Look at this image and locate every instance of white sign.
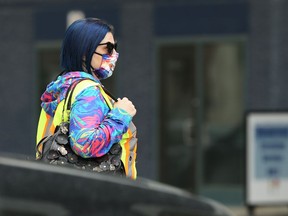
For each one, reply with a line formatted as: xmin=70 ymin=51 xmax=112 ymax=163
xmin=246 ymin=112 xmax=288 ymax=205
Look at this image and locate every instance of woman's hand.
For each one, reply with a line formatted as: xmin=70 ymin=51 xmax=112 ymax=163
xmin=114 ymin=97 xmax=137 ymax=117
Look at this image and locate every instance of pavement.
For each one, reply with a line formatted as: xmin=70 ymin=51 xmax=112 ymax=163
xmin=229 ymin=206 xmax=288 ymax=216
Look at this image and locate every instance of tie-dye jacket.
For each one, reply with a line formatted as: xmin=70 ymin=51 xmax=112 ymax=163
xmin=40 ymin=71 xmax=132 ymax=158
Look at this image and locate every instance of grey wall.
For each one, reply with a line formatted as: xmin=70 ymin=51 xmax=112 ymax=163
xmin=0 ymin=8 xmax=36 ymax=155
xmin=119 ymin=2 xmax=157 ymax=179
xmin=248 ymin=0 xmax=288 ymax=109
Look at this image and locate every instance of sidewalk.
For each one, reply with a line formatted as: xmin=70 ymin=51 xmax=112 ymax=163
xmin=229 ymin=206 xmax=288 ymax=216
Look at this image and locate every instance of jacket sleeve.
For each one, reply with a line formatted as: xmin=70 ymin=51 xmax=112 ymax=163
xmin=68 ymin=85 xmax=132 ymax=158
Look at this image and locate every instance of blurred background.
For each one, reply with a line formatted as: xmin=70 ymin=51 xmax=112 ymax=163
xmin=1 ymin=0 xmax=288 ymax=212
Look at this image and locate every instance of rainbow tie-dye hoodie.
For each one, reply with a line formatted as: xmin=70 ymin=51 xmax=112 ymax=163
xmin=40 ymin=71 xmax=132 ymax=158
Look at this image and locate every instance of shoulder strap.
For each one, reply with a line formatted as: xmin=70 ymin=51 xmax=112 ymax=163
xmin=61 ymin=78 xmax=117 ymax=122
xmin=66 ymin=78 xmax=90 ymax=111
xmin=101 ymin=86 xmax=117 ymax=101
xmin=61 ymin=78 xmax=90 ymax=122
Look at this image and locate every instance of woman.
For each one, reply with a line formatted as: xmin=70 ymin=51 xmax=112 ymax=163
xmin=36 ymin=18 xmax=138 ymax=179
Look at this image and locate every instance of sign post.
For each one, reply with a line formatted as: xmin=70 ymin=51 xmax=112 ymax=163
xmin=246 ymin=112 xmax=288 ymax=215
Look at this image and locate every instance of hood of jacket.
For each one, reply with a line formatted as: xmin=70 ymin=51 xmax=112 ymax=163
xmin=41 ymin=71 xmax=99 ymax=116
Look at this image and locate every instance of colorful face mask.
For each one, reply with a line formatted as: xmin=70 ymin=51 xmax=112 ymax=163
xmin=93 ymin=51 xmax=119 ymax=80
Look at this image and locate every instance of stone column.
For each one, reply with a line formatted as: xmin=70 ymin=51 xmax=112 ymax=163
xmin=119 ymin=1 xmax=157 ymax=179
xmin=248 ymin=0 xmax=288 ymax=109
xmin=0 ymin=8 xmax=36 ymax=155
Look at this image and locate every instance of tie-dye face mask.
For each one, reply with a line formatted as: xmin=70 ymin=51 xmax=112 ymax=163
xmin=93 ymin=51 xmax=119 ymax=80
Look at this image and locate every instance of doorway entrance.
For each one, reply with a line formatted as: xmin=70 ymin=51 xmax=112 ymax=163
xmin=158 ymin=38 xmax=246 ymax=204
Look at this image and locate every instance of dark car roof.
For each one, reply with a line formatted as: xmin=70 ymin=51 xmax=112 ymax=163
xmin=0 ymin=154 xmax=234 ymax=216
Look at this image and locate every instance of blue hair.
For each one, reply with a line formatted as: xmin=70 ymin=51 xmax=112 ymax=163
xmin=60 ymin=18 xmax=114 ymax=74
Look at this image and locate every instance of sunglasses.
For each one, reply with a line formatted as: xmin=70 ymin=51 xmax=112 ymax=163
xmin=95 ymin=42 xmax=118 ymax=56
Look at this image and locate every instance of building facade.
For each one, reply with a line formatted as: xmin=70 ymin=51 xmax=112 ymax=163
xmin=0 ymin=0 xmax=287 ymax=206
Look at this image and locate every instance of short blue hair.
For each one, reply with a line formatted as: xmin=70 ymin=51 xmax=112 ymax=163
xmin=60 ymin=18 xmax=114 ymax=74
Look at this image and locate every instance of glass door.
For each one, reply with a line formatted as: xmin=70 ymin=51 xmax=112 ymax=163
xmin=158 ymin=39 xmax=246 ymax=204
xmin=200 ymin=42 xmax=245 ymax=204
xmin=159 ymin=45 xmax=198 ymax=191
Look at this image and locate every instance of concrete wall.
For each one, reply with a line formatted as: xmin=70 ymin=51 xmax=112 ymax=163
xmin=0 ymin=7 xmax=36 ymax=155
xmin=248 ymin=0 xmax=288 ymax=109
xmin=119 ymin=1 xmax=157 ymax=179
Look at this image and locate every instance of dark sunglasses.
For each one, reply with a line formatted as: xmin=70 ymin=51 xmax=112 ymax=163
xmin=95 ymin=42 xmax=118 ymax=56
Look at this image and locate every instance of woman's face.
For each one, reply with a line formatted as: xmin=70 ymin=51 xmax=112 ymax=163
xmin=91 ymin=32 xmax=115 ymax=72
